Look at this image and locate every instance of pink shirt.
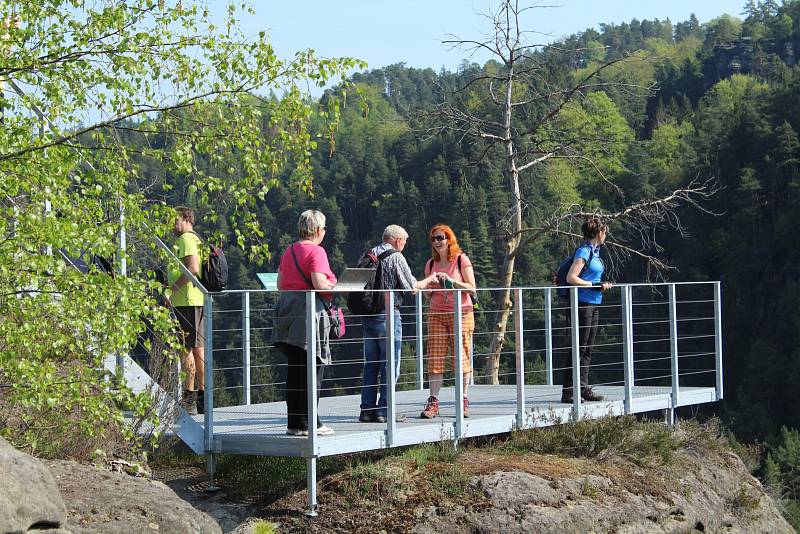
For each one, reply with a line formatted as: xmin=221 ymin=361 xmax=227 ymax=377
xmin=425 ymin=253 xmax=474 ymax=312
xmin=278 ymin=243 xmax=337 ymax=297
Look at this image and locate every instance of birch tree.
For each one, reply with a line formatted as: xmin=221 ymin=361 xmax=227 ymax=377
xmin=424 ymin=0 xmax=715 ymax=384
xmin=0 ymin=0 xmax=363 ymax=454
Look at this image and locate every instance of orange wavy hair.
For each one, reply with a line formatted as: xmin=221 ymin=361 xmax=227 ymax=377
xmin=429 ymin=224 xmax=462 ymax=262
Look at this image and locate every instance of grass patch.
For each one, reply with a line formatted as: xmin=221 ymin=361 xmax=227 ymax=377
xmin=426 ymin=463 xmax=475 ymax=499
xmin=728 ymin=486 xmax=761 ymax=516
xmin=401 ymin=440 xmax=459 ymax=467
xmin=214 ymin=455 xmax=308 ymax=498
xmin=251 ymin=521 xmax=278 ymax=534
xmin=505 ymin=415 xmax=712 ymax=466
xmin=328 ymin=459 xmax=407 ymax=503
xmin=581 ymin=478 xmax=598 ymax=498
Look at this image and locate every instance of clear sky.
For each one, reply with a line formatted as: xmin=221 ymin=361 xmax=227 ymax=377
xmin=240 ymin=0 xmax=748 ymax=73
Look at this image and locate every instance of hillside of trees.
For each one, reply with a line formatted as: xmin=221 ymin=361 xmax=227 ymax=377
xmin=130 ymin=1 xmax=800 ymax=523
xmin=6 ymin=0 xmax=800 ymax=528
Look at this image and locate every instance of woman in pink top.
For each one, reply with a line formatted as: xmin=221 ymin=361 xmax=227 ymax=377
xmin=419 ymin=224 xmax=477 ymax=419
xmin=273 ymin=209 xmax=337 ymax=436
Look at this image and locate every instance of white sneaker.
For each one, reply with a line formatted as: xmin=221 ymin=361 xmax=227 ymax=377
xmin=286 ymin=428 xmax=309 ymax=436
xmin=316 ymin=424 xmax=335 ymax=436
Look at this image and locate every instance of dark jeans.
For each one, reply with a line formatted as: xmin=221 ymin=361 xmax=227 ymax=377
xmin=278 ymin=343 xmax=326 ymax=431
xmin=360 ymin=310 xmax=402 ymax=417
xmin=561 ymin=303 xmax=600 ymax=395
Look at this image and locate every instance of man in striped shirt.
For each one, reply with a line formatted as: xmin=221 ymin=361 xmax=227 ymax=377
xmin=359 ymin=225 xmax=435 ymax=423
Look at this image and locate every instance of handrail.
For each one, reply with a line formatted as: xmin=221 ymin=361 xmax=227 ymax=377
xmin=217 ymin=280 xmax=719 ymax=295
xmin=153 ymin=235 xmax=209 ymax=296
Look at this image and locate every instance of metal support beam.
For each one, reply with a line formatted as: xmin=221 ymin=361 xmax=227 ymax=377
xmin=454 ymin=290 xmax=464 ymax=438
xmin=203 ymin=295 xmax=214 ymax=451
xmin=570 ymin=287 xmax=581 ymax=418
xmin=415 ymin=291 xmax=424 ymax=390
xmin=305 ymin=457 xmax=318 ymax=516
xmin=305 ymin=291 xmax=319 ymax=515
xmin=242 ymin=292 xmax=251 ymax=405
xmin=621 ymin=286 xmax=634 ymax=414
xmin=514 ymin=288 xmax=525 ymax=428
xmin=306 ymin=291 xmax=318 ymax=450
xmin=386 ymin=291 xmax=396 ymax=445
xmin=668 ymin=284 xmax=680 ymax=408
xmin=544 ymin=288 xmax=553 ymax=386
xmin=714 ymin=282 xmax=724 ymax=400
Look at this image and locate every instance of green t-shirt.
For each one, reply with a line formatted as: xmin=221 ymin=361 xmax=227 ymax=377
xmin=167 ymin=231 xmax=204 ymax=307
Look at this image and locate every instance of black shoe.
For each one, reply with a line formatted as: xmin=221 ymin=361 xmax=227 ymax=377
xmin=196 ymin=390 xmax=205 ymax=415
xmin=359 ymin=409 xmax=375 ymax=423
xmin=373 ymin=414 xmax=387 ymax=423
xmin=581 ymin=389 xmax=604 ymax=402
xmin=560 ymin=395 xmax=573 ymax=404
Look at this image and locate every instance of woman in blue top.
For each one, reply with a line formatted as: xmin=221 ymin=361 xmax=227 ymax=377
xmin=561 ymin=218 xmax=613 ymax=403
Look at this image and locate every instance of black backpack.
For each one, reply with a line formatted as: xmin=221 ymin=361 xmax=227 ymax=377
xmin=553 ymin=245 xmax=593 ymax=299
xmin=346 ymin=249 xmax=397 ymax=316
xmin=188 ymin=231 xmax=228 ymax=292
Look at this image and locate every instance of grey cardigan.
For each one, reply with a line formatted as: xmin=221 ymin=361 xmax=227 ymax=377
xmin=272 ymin=291 xmax=332 ymax=365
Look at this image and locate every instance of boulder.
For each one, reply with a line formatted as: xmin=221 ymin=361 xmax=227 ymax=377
xmin=413 ymin=451 xmax=794 ymax=534
xmin=0 ymin=436 xmax=67 ymax=533
xmin=47 ymin=460 xmax=222 ymax=534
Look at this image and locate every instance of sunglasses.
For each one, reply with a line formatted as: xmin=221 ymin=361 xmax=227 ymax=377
xmin=431 ymin=235 xmax=447 ymax=242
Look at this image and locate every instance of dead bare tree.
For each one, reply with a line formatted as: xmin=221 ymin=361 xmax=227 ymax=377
xmin=420 ymin=0 xmax=717 ymax=384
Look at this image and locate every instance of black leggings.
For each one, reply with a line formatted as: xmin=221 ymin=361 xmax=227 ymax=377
xmin=278 ymin=343 xmax=326 ymax=431
xmin=561 ymin=303 xmax=600 ymax=394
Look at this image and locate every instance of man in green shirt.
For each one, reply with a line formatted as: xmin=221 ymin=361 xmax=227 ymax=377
xmin=167 ymin=207 xmax=205 ymax=416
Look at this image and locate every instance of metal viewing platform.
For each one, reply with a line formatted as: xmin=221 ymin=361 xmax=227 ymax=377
xmin=113 ymin=279 xmax=723 ymax=513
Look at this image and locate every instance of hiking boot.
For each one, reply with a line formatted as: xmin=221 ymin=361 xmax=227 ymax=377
xmin=463 ymin=397 xmax=470 ymax=418
xmin=581 ymin=389 xmax=604 ymax=402
xmin=182 ymin=390 xmax=198 ymax=416
xmin=420 ymin=396 xmax=439 ymax=419
xmin=196 ymin=390 xmax=205 ymax=415
xmin=359 ymin=409 xmax=375 ymax=423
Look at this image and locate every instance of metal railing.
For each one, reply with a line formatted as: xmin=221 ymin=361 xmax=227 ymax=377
xmin=138 ymin=278 xmax=722 ymax=513
xmin=197 ymin=281 xmax=722 ymax=431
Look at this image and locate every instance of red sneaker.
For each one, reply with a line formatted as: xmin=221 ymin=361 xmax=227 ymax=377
xmin=420 ymin=396 xmax=439 ymax=419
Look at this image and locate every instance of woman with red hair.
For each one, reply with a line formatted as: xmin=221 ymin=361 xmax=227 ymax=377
xmin=420 ymin=224 xmax=477 ymax=418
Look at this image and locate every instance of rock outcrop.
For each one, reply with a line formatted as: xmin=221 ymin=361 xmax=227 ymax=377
xmin=0 ymin=436 xmax=67 ymax=533
xmin=46 ymin=460 xmax=222 ymax=534
xmin=412 ymin=451 xmax=793 ymax=534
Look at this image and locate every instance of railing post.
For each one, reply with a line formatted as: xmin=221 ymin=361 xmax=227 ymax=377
xmin=454 ymin=290 xmax=464 ymax=438
xmin=544 ymin=288 xmax=553 ymax=386
xmin=115 ymin=204 xmax=126 ymax=376
xmin=242 ymin=292 xmax=251 ymax=405
xmin=306 ymin=457 xmax=317 ymax=517
xmin=415 ymin=291 xmax=424 ymax=390
xmin=514 ymin=288 xmax=525 ymax=428
xmin=668 ymin=284 xmax=679 ymax=411
xmin=305 ymin=290 xmax=318 ymax=513
xmin=386 ymin=291 xmax=396 ymax=445
xmin=622 ymin=286 xmax=634 ymax=414
xmin=204 ymin=294 xmax=214 ymax=451
xmin=306 ymin=291 xmax=318 ymax=443
xmin=570 ymin=287 xmax=581 ymax=417
xmin=714 ymin=282 xmax=724 ymax=400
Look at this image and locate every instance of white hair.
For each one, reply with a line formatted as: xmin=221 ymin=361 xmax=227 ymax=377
xmin=298 ymin=209 xmax=326 ymax=239
xmin=383 ymin=224 xmax=408 ymax=241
